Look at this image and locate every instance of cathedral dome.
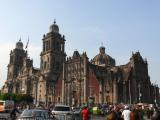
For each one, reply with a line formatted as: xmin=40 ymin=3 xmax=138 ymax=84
xmin=16 ymin=39 xmax=23 ymax=50
xmin=49 ymin=20 xmax=59 ymax=33
xmin=92 ymin=46 xmax=115 ymax=66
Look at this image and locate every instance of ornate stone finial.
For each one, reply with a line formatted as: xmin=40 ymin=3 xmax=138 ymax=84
xmin=54 ymin=19 xmax=56 ymax=24
xmin=99 ymin=43 xmax=105 ymax=54
xmin=50 ymin=19 xmax=59 ymax=33
xmin=19 ymin=37 xmax=21 ymax=42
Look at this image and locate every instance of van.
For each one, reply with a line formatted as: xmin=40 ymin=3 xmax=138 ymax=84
xmin=0 ymin=100 xmax=14 ymax=112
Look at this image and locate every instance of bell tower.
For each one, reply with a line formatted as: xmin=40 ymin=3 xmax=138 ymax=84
xmin=40 ymin=20 xmax=66 ymax=81
xmin=6 ymin=39 xmax=27 ymax=93
xmin=7 ymin=39 xmax=26 ymax=80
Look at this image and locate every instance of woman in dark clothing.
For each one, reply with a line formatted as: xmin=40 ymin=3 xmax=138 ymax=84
xmin=10 ymin=105 xmax=19 ymax=120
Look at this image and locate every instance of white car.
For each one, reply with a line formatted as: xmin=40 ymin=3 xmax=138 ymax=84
xmin=52 ymin=105 xmax=74 ymax=120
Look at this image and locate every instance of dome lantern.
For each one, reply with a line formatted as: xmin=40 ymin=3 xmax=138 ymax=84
xmin=16 ymin=38 xmax=23 ymax=50
xmin=92 ymin=45 xmax=116 ymax=66
xmin=99 ymin=46 xmax=105 ymax=54
xmin=49 ymin=19 xmax=59 ymax=33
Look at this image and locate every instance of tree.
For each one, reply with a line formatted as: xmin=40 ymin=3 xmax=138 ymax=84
xmin=0 ymin=93 xmax=33 ymax=104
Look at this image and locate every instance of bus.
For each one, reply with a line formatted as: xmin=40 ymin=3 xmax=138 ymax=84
xmin=0 ymin=100 xmax=14 ymax=112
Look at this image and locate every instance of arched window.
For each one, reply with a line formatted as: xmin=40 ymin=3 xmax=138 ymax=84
xmin=44 ymin=61 xmax=47 ymax=70
xmin=52 ymin=58 xmax=55 ymax=69
xmin=56 ymin=61 xmax=60 ymax=70
xmin=61 ymin=43 xmax=63 ymax=52
xmin=41 ymin=59 xmax=43 ymax=69
xmin=47 ymin=56 xmax=50 ymax=69
xmin=43 ymin=42 xmax=45 ymax=51
xmin=58 ymin=97 xmax=60 ymax=103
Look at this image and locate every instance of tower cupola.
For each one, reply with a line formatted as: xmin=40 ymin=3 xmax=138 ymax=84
xmin=16 ymin=39 xmax=23 ymax=50
xmin=99 ymin=46 xmax=105 ymax=54
xmin=49 ymin=19 xmax=59 ymax=33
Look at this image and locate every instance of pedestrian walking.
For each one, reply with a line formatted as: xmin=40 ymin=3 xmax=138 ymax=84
xmin=82 ymin=106 xmax=89 ymax=120
xmin=10 ymin=105 xmax=19 ymax=120
xmin=122 ymin=106 xmax=131 ymax=120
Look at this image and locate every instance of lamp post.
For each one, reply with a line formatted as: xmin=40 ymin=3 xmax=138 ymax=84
xmin=106 ymin=90 xmax=110 ymax=104
xmin=53 ymin=84 xmax=55 ymax=106
xmin=21 ymin=88 xmax=25 ymax=94
xmin=21 ymin=88 xmax=25 ymax=108
xmin=138 ymin=83 xmax=141 ymax=103
xmin=129 ymin=79 xmax=131 ymax=104
xmin=154 ymin=85 xmax=157 ymax=106
xmin=139 ymin=93 xmax=142 ymax=103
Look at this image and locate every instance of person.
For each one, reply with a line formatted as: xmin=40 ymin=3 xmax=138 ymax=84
xmin=151 ymin=107 xmax=160 ymax=120
xmin=81 ymin=106 xmax=89 ymax=120
xmin=122 ymin=106 xmax=131 ymax=120
xmin=10 ymin=105 xmax=20 ymax=120
xmin=130 ymin=108 xmax=140 ymax=120
xmin=48 ymin=106 xmax=53 ymax=117
xmin=106 ymin=108 xmax=117 ymax=120
xmin=26 ymin=104 xmax=30 ymax=109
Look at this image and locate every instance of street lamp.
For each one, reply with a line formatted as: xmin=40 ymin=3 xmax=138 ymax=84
xmin=21 ymin=88 xmax=25 ymax=108
xmin=138 ymin=83 xmax=141 ymax=103
xmin=154 ymin=85 xmax=157 ymax=106
xmin=139 ymin=93 xmax=142 ymax=103
xmin=21 ymin=88 xmax=25 ymax=94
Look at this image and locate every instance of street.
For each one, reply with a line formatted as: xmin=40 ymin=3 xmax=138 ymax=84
xmin=0 ymin=113 xmax=106 ymax=120
xmin=90 ymin=115 xmax=106 ymax=120
xmin=0 ymin=113 xmax=10 ymax=119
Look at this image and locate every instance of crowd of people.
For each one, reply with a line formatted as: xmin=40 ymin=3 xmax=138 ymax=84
xmin=93 ymin=103 xmax=160 ymax=120
xmin=107 ymin=105 xmax=160 ymax=120
xmin=79 ymin=103 xmax=160 ymax=120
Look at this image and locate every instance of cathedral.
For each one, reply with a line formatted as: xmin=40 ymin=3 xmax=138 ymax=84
xmin=1 ymin=21 xmax=159 ymax=107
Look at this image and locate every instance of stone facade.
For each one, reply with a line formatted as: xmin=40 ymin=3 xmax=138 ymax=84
xmin=1 ymin=22 xmax=159 ymax=107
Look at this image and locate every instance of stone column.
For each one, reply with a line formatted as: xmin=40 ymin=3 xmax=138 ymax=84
xmin=99 ymin=81 xmax=102 ymax=103
xmin=132 ymin=78 xmax=137 ymax=103
xmin=62 ymin=62 xmax=65 ymax=104
xmin=113 ymin=81 xmax=118 ymax=104
xmin=123 ymin=82 xmax=127 ymax=103
xmin=83 ymin=57 xmax=87 ymax=103
xmin=67 ymin=84 xmax=70 ymax=105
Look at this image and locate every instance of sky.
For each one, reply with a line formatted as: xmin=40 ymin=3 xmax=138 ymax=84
xmin=0 ymin=0 xmax=160 ymax=88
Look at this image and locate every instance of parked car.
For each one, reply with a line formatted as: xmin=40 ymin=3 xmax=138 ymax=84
xmin=18 ymin=108 xmax=56 ymax=120
xmin=72 ymin=107 xmax=81 ymax=115
xmin=72 ymin=107 xmax=82 ymax=120
xmin=52 ymin=105 xmax=74 ymax=120
xmin=0 ymin=100 xmax=14 ymax=112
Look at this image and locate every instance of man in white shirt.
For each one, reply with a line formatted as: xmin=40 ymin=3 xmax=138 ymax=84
xmin=122 ymin=106 xmax=131 ymax=120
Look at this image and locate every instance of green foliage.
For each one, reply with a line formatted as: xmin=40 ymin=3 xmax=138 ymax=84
xmin=0 ymin=93 xmax=33 ymax=104
xmin=15 ymin=94 xmax=23 ymax=103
